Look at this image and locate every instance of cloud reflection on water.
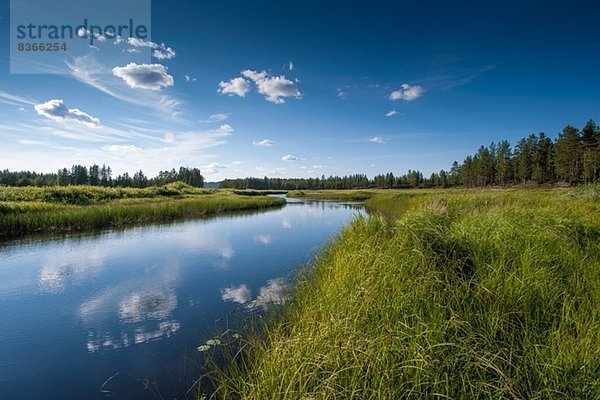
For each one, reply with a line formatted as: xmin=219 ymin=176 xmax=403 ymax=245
xmin=221 ymin=278 xmax=289 ymax=310
xmin=80 ymin=256 xmax=181 ymax=353
xmin=39 ymin=249 xmax=105 ymax=293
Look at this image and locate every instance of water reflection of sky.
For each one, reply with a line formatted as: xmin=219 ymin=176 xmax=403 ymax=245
xmin=0 ymin=199 xmax=364 ymax=399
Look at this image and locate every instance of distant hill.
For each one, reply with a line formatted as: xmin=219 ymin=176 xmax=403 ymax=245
xmin=204 ymin=181 xmax=221 ymax=189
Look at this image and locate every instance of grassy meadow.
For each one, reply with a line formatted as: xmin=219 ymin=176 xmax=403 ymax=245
xmin=209 ymin=187 xmax=600 ymax=399
xmin=0 ymin=183 xmax=285 ymax=238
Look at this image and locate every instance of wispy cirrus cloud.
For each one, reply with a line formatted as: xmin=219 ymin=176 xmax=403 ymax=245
xmin=0 ymin=90 xmax=37 ymax=106
xmin=253 ymin=139 xmax=276 ymax=147
xmin=199 ymin=113 xmax=230 ymax=123
xmin=66 ymin=57 xmax=181 ymax=117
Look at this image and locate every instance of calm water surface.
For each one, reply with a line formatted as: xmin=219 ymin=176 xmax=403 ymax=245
xmin=0 ymin=197 xmax=364 ymax=399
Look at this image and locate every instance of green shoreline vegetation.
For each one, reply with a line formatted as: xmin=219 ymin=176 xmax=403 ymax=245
xmin=208 ymin=186 xmax=600 ymax=399
xmin=0 ymin=183 xmax=285 ymax=238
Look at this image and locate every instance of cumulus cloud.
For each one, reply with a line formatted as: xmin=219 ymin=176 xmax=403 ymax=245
xmin=369 ymin=136 xmax=386 ymax=144
xmin=385 ymin=110 xmax=398 ymax=117
xmin=153 ymin=47 xmax=176 ymax=60
xmin=389 ymin=84 xmax=424 ymax=101
xmin=253 ymin=139 xmax=276 ymax=147
xmin=112 ymin=63 xmax=174 ymax=90
xmin=76 ymin=28 xmax=106 ymax=43
xmin=242 ymin=69 xmax=301 ymax=104
xmin=282 ymin=154 xmax=300 ymax=161
xmin=218 ymin=77 xmax=251 ymax=97
xmin=126 ymin=37 xmax=176 ymax=60
xmin=34 ymin=99 xmax=101 ymax=127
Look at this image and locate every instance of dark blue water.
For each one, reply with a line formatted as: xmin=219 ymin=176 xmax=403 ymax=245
xmin=0 ymin=197 xmax=364 ymax=399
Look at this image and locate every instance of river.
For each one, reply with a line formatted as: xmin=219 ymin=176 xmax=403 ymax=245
xmin=0 ymin=196 xmax=364 ymax=399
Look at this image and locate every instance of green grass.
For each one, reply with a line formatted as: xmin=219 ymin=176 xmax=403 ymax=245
xmin=286 ymin=189 xmax=378 ymax=201
xmin=0 ymin=184 xmax=284 ymax=238
xmin=208 ymin=187 xmax=600 ymax=399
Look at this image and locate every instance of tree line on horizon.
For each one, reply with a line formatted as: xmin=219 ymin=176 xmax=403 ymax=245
xmin=220 ymin=119 xmax=600 ymax=190
xmin=0 ymin=165 xmax=204 ymax=188
xmin=1 ymin=120 xmax=599 ymax=190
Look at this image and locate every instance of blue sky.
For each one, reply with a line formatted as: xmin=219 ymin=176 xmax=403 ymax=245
xmin=1 ymin=0 xmax=599 ymax=180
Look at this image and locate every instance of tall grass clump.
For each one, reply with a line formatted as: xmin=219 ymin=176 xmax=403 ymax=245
xmin=209 ymin=189 xmax=600 ymax=399
xmin=0 ymin=188 xmax=284 ymax=238
xmin=286 ymin=189 xmax=376 ymax=201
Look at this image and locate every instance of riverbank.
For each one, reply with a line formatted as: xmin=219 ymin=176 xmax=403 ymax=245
xmin=210 ymin=186 xmax=600 ymax=399
xmin=0 ymin=184 xmax=285 ymax=238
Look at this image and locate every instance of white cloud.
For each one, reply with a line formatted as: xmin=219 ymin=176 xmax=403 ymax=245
xmin=385 ymin=110 xmax=398 ymax=117
xmin=370 ymin=163 xmax=376 ymax=168
xmin=185 ymin=75 xmax=198 ymax=82
xmin=0 ymin=90 xmax=36 ymax=106
xmin=204 ymin=162 xmax=228 ymax=174
xmin=389 ymin=84 xmax=424 ymax=101
xmin=153 ymin=47 xmax=176 ymax=60
xmin=288 ymin=61 xmax=294 ymax=71
xmin=103 ymin=144 xmax=142 ymax=154
xmin=282 ymin=154 xmax=299 ymax=161
xmin=34 ymin=99 xmax=101 ymax=127
xmin=241 ymin=70 xmax=268 ymax=81
xmin=369 ymin=136 xmax=386 ymax=144
xmin=242 ymin=69 xmax=301 ymax=104
xmin=67 ymin=57 xmax=181 ymax=117
xmin=112 ymin=63 xmax=174 ymax=91
xmin=77 ymin=28 xmax=106 ymax=43
xmin=0 ymin=121 xmax=235 ymax=176
xmin=253 ymin=139 xmax=276 ymax=147
xmin=218 ymin=77 xmax=251 ymax=97
xmin=199 ymin=113 xmax=229 ymax=123
xmin=312 ymin=164 xmax=327 ymax=169
xmin=337 ymin=88 xmax=348 ymax=99
xmin=126 ymin=37 xmax=176 ymax=60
